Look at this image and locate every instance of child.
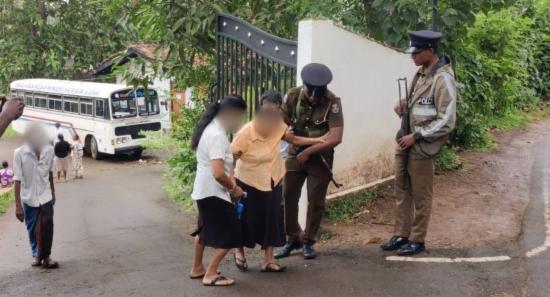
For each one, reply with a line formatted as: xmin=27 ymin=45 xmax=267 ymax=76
xmin=0 ymin=161 xmax=13 ymax=188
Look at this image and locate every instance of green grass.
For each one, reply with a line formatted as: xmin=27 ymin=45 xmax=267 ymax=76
xmin=325 ymin=189 xmax=385 ymax=223
xmin=436 ymin=146 xmax=466 ymax=174
xmin=2 ymin=124 xmax=19 ymax=138
xmin=0 ymin=189 xmax=14 ymax=215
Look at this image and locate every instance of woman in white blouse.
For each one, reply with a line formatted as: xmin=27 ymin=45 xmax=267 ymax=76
xmin=189 ymin=95 xmax=247 ymax=287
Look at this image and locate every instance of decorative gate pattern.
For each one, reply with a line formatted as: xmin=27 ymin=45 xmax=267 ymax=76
xmin=215 ymin=13 xmax=297 ymax=117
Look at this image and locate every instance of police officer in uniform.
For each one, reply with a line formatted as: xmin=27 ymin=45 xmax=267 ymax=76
xmin=274 ymin=63 xmax=344 ymax=259
xmin=381 ymin=30 xmax=457 ymax=256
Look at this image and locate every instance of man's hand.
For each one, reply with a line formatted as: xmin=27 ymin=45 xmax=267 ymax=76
xmin=297 ymin=151 xmax=311 ymax=164
xmin=0 ymin=97 xmax=24 ymax=121
xmin=15 ymin=205 xmax=24 ymax=222
xmin=398 ymin=134 xmax=416 ymax=150
xmin=394 ymin=100 xmax=407 ymax=117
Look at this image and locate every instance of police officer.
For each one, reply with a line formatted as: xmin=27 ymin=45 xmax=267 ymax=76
xmin=381 ymin=30 xmax=457 ymax=256
xmin=274 ymin=63 xmax=344 ymax=260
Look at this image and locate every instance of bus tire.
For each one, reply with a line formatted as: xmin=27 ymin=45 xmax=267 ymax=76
xmin=131 ymin=149 xmax=143 ymax=160
xmin=89 ymin=136 xmax=101 ymax=160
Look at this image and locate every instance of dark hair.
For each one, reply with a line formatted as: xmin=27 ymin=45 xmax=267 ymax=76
xmin=2 ymin=161 xmax=7 ymax=168
xmin=58 ymin=134 xmax=64 ymax=141
xmin=191 ymin=95 xmax=247 ymax=150
xmin=260 ymin=90 xmax=283 ymax=107
xmin=74 ymin=134 xmax=80 ymax=141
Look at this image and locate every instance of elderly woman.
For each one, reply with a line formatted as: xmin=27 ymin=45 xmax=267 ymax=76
xmin=71 ymin=134 xmax=84 ymax=179
xmin=231 ymin=90 xmax=326 ymax=272
xmin=189 ymin=95 xmax=248 ymax=287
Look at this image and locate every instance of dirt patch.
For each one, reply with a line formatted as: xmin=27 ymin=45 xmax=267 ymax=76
xmin=320 ymin=117 xmax=550 ymax=249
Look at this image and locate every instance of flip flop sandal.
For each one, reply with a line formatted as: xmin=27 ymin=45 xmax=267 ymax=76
xmin=189 ymin=271 xmax=221 ymax=279
xmin=234 ymin=254 xmax=248 ymax=271
xmin=203 ymin=276 xmax=235 ymax=287
xmin=31 ymin=260 xmax=42 ymax=267
xmin=261 ymin=263 xmax=287 ymax=273
xmin=42 ymin=260 xmax=59 ymax=269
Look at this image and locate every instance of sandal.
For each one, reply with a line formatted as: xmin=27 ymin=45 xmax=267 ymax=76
xmin=203 ymin=276 xmax=235 ymax=287
xmin=42 ymin=259 xmax=59 ymax=269
xmin=234 ymin=253 xmax=248 ymax=271
xmin=261 ymin=262 xmax=287 ymax=273
xmin=189 ymin=271 xmax=220 ymax=279
xmin=31 ymin=258 xmax=42 ymax=267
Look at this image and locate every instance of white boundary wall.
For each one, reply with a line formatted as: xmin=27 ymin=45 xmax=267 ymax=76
xmin=296 ymin=20 xmax=417 ymax=226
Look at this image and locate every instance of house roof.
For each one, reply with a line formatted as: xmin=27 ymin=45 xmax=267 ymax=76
xmin=93 ymin=43 xmax=169 ymax=76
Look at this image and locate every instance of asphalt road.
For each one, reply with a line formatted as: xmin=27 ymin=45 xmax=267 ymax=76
xmin=0 ymin=131 xmax=549 ymax=297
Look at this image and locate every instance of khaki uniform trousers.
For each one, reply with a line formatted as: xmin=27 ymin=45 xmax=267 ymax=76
xmin=283 ymin=156 xmax=331 ymax=245
xmin=394 ymin=149 xmax=435 ymax=243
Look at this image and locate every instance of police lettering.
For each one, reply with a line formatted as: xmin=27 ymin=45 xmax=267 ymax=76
xmin=418 ymin=97 xmax=434 ymax=105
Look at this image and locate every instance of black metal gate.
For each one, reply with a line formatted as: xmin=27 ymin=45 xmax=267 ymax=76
xmin=214 ymin=13 xmax=297 ymax=117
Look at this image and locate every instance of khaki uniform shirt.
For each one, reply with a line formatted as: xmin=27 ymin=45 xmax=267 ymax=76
xmin=408 ymin=59 xmax=457 ymax=158
xmin=283 ymin=87 xmax=344 ymax=169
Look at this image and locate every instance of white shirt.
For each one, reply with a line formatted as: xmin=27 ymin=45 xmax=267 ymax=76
xmin=54 ymin=127 xmax=63 ymax=144
xmin=13 ymin=145 xmax=54 ymax=207
xmin=191 ymin=119 xmax=233 ymax=203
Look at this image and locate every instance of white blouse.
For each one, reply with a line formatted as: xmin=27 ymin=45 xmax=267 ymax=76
xmin=191 ymin=118 xmax=233 ymax=203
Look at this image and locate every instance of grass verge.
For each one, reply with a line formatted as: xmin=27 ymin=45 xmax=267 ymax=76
xmin=2 ymin=124 xmax=19 ymax=138
xmin=0 ymin=188 xmax=14 ymax=215
xmin=325 ymin=189 xmax=386 ymax=223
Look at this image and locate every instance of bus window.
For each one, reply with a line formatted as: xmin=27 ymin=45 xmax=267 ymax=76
xmin=95 ymin=99 xmax=105 ymax=117
xmin=111 ymin=91 xmax=137 ymax=119
xmin=80 ymin=98 xmax=93 ymax=116
xmin=64 ymin=97 xmax=79 ymax=113
xmin=24 ymin=93 xmax=33 ymax=107
xmin=48 ymin=95 xmax=63 ymax=111
xmin=36 ymin=96 xmax=48 ymax=109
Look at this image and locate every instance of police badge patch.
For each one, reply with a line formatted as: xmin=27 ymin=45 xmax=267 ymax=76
xmin=331 ymin=103 xmax=340 ymax=114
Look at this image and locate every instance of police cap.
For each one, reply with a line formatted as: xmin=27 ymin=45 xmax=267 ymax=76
xmin=405 ymin=30 xmax=442 ymax=54
xmin=300 ymin=63 xmax=333 ymax=87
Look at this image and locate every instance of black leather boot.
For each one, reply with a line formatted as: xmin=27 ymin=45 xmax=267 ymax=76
xmin=274 ymin=240 xmax=303 ymax=259
xmin=380 ymin=236 xmax=409 ymax=251
xmin=397 ymin=242 xmax=425 ymax=256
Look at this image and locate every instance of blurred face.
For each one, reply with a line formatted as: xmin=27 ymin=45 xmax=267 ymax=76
xmin=254 ymin=108 xmax=283 ymax=137
xmin=411 ymin=48 xmax=435 ymax=66
xmin=24 ymin=123 xmax=49 ymax=151
xmin=218 ymin=108 xmax=247 ymax=133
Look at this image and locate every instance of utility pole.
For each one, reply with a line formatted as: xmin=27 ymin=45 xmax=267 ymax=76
xmin=432 ymin=0 xmax=438 ymax=31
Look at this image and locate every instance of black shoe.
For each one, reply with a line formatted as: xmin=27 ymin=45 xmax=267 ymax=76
xmin=302 ymin=244 xmax=317 ymax=260
xmin=380 ymin=236 xmax=409 ymax=251
xmin=274 ymin=240 xmax=303 ymax=259
xmin=397 ymin=242 xmax=425 ymax=256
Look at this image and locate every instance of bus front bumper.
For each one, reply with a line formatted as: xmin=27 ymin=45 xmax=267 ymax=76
xmin=114 ymin=145 xmax=143 ymax=154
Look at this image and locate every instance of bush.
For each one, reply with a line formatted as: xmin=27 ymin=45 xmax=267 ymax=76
xmin=451 ymin=6 xmax=541 ymax=149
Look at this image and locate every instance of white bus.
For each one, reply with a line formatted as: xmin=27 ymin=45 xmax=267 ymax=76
xmin=10 ymin=79 xmax=163 ymax=159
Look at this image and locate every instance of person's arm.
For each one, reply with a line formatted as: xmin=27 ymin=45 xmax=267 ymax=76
xmin=283 ymin=131 xmax=325 ymax=146
xmin=296 ymin=127 xmax=343 ymax=163
xmin=0 ymin=98 xmax=24 ymax=138
xmin=49 ymin=171 xmax=55 ymax=204
xmin=211 ymin=159 xmax=244 ymax=199
xmin=12 ymin=151 xmax=24 ymax=222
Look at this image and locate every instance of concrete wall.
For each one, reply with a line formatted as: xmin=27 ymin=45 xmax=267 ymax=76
xmin=297 ymin=19 xmax=418 ymax=193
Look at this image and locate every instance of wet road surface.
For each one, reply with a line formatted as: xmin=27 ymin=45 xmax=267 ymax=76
xmin=1 ymin=131 xmax=549 ymax=297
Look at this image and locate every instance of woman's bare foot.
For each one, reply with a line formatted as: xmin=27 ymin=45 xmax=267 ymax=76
xmin=189 ymin=266 xmax=207 ymax=279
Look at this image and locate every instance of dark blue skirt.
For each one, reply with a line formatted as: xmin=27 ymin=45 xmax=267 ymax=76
xmin=237 ymin=180 xmax=286 ymax=249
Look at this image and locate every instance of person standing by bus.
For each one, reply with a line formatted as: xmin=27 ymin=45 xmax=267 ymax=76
xmin=54 ymin=134 xmax=71 ymax=182
xmin=14 ymin=123 xmax=58 ymax=269
xmin=189 ymin=95 xmax=247 ymax=287
xmin=71 ymin=134 xmax=84 ymax=179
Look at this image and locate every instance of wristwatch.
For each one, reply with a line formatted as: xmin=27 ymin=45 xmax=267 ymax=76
xmin=413 ymin=132 xmax=423 ymax=141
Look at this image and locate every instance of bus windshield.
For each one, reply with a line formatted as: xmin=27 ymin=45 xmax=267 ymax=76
xmin=111 ymin=89 xmax=159 ymax=119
